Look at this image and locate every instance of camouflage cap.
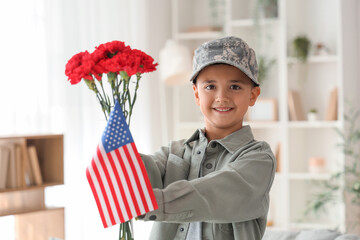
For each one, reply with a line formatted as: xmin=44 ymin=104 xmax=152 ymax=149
xmin=190 ymin=36 xmax=259 ymax=85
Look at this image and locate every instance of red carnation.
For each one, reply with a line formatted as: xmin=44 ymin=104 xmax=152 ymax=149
xmin=91 ymin=41 xmax=131 ymax=75
xmin=65 ymin=51 xmax=94 ymax=85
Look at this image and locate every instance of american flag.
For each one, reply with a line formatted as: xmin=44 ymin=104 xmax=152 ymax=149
xmin=86 ymin=101 xmax=158 ymax=228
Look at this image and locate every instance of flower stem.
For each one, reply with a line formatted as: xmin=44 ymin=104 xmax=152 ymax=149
xmin=127 ymin=74 xmax=141 ymax=127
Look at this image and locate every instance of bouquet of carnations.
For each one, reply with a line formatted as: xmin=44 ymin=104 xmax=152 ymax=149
xmin=65 ymin=40 xmax=157 ymax=122
xmin=65 ymin=40 xmax=158 ymax=240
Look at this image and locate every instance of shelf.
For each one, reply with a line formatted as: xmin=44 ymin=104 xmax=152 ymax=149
xmin=175 ymin=31 xmax=224 ymax=40
xmin=0 ymin=182 xmax=63 ymax=193
xmin=289 ymin=173 xmax=331 ymax=180
xmin=287 ymin=55 xmax=338 ymax=64
xmin=230 ymin=18 xmax=279 ymax=28
xmin=14 ymin=207 xmax=64 ymax=240
xmin=287 ymin=121 xmax=340 ymax=129
xmin=0 ymin=134 xmax=64 ymax=238
xmin=1 ymin=206 xmax=62 ymax=218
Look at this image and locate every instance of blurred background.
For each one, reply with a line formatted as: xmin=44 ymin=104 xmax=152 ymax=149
xmin=0 ymin=0 xmax=359 ymax=239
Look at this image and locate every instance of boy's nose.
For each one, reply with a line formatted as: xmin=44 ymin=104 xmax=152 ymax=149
xmin=215 ymin=97 xmax=229 ymax=103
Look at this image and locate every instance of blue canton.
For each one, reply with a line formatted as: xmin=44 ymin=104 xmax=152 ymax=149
xmin=101 ymin=101 xmax=134 ymax=153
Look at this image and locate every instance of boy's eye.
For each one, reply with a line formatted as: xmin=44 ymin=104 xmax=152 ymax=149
xmin=205 ymin=85 xmax=215 ymax=90
xmin=230 ymin=85 xmax=241 ymax=90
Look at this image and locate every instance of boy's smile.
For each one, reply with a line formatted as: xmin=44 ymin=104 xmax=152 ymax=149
xmin=193 ymin=64 xmax=260 ymax=140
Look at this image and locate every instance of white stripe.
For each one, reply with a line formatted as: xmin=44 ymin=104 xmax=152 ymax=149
xmin=93 ymin=145 xmax=119 ymax=223
xmin=118 ymin=146 xmax=146 ymax=214
xmin=110 ymin=148 xmax=137 ymax=219
xmin=98 ymin=143 xmax=128 ymax=222
xmin=88 ymin=164 xmax=112 ymax=227
xmin=127 ymin=144 xmax=155 ymax=211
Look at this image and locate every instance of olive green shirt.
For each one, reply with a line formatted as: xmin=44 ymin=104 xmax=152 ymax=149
xmin=139 ymin=125 xmax=276 ymax=240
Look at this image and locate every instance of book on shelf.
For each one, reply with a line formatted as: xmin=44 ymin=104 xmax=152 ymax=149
xmin=22 ymin=144 xmax=35 ymax=186
xmin=15 ymin=144 xmax=24 ymax=187
xmin=5 ymin=143 xmax=17 ymax=188
xmin=288 ymin=90 xmax=305 ymax=121
xmin=27 ymin=145 xmax=43 ymax=185
xmin=325 ymin=87 xmax=338 ymax=121
xmin=0 ymin=147 xmax=10 ymax=189
xmin=0 ymin=140 xmax=41 ymax=190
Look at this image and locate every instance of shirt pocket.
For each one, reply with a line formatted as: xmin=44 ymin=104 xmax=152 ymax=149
xmin=163 ymin=153 xmax=190 ymax=187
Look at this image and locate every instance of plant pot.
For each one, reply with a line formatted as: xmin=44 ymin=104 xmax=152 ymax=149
xmin=307 ymin=112 xmax=318 ymax=121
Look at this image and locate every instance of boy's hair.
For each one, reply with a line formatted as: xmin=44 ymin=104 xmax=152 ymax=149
xmin=189 ymin=36 xmax=259 ymax=86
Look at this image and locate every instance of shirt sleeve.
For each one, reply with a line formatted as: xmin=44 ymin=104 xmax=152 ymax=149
xmin=139 ymin=145 xmax=169 ymax=190
xmin=140 ymin=142 xmax=276 ymax=223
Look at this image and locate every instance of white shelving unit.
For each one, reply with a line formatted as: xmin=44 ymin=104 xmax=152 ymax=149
xmin=169 ymin=0 xmax=358 ymax=232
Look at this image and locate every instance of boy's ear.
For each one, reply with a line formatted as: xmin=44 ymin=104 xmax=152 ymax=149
xmin=193 ymin=84 xmax=200 ymax=106
xmin=249 ymin=86 xmax=261 ymax=106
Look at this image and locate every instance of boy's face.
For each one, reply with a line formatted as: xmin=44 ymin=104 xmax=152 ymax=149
xmin=193 ymin=64 xmax=260 ymax=139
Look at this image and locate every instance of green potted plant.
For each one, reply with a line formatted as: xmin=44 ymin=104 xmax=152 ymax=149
xmin=307 ymin=108 xmax=318 ymax=121
xmin=257 ymin=55 xmax=276 ymax=84
xmin=305 ymin=108 xmax=360 ymax=234
xmin=293 ymin=35 xmax=311 ymax=63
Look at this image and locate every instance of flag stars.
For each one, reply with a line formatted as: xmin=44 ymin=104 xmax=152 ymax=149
xmin=101 ymin=103 xmax=133 ymax=153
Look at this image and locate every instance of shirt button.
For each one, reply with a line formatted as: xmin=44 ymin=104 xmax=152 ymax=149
xmin=179 ymin=227 xmax=185 ymax=232
xmin=210 ymin=142 xmax=217 ymax=148
xmin=205 ymin=163 xmax=213 ymax=169
xmin=149 ymin=215 xmax=157 ymax=220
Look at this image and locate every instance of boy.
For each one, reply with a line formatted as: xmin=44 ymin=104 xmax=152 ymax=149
xmin=139 ymin=36 xmax=276 ymax=240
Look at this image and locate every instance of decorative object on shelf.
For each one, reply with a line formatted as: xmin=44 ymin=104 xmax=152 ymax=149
xmin=288 ymin=90 xmax=305 ymax=121
xmin=246 ymin=98 xmax=278 ymax=122
xmin=293 ymin=35 xmax=312 ymax=63
xmin=305 ymin=107 xmax=360 ymax=234
xmin=307 ymin=108 xmax=318 ymax=121
xmin=325 ymin=87 xmax=338 ymax=121
xmin=314 ymin=42 xmax=330 ymax=56
xmin=159 ymin=39 xmax=192 ymax=85
xmin=254 ymin=0 xmax=278 ymax=19
xmin=308 ymin=157 xmax=326 ymax=173
xmin=65 ymin=40 xmax=159 ymax=240
xmin=257 ymin=55 xmax=276 ymax=84
xmin=208 ymin=0 xmax=225 ymax=30
xmin=275 ymin=142 xmax=282 ymax=172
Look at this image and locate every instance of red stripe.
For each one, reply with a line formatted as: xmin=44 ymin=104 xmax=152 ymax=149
xmin=106 ymin=150 xmax=131 ymax=222
xmin=114 ymin=148 xmax=139 ymax=218
xmin=123 ymin=144 xmax=149 ymax=213
xmin=131 ymin=142 xmax=159 ymax=210
xmin=91 ymin=153 xmax=115 ymax=226
xmin=96 ymin=145 xmax=122 ymax=225
xmin=86 ymin=167 xmax=108 ymax=228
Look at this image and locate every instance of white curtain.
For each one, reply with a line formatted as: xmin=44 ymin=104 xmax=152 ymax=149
xmin=0 ymin=0 xmax=171 ymax=239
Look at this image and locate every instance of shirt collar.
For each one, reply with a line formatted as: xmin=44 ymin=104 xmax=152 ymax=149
xmin=184 ymin=125 xmax=255 ymax=154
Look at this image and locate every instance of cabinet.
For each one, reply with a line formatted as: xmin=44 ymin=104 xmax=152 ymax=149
xmin=0 ymin=134 xmax=64 ymax=240
xmin=170 ymin=0 xmax=350 ymax=231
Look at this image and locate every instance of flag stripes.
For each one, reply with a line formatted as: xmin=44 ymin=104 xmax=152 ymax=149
xmin=87 ymin=141 xmax=158 ymax=228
